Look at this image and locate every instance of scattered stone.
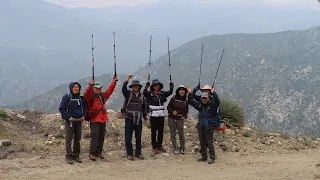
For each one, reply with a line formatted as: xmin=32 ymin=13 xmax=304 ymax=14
xmin=219 ymin=143 xmax=228 ymax=152
xmin=60 ymin=125 xmax=65 ymax=131
xmin=297 ymin=137 xmax=304 ymax=143
xmin=84 ymin=132 xmax=91 ymax=139
xmin=260 ymin=138 xmax=271 ymax=145
xmin=316 ymin=163 xmax=320 ymax=167
xmin=232 ymin=146 xmax=240 ymax=152
xmin=243 ymin=125 xmax=251 ymax=131
xmin=224 ymin=129 xmax=233 ymax=136
xmin=45 ymin=140 xmax=53 ymax=145
xmin=44 ymin=133 xmax=50 ymax=137
xmin=56 ymin=113 xmax=60 ymax=117
xmin=108 ymin=152 xmax=112 ymax=156
xmin=16 ymin=114 xmax=26 ymax=119
xmin=235 ymin=129 xmax=239 ymax=134
xmin=118 ymin=142 xmax=123 ymax=148
xmin=268 ymin=133 xmax=280 ymax=137
xmin=54 ymin=133 xmax=64 ymax=139
xmin=193 ymin=145 xmax=200 ymax=153
xmin=186 ymin=133 xmax=191 ymax=137
xmin=317 ymin=138 xmax=320 ymax=142
xmin=183 ymin=126 xmax=187 ymax=130
xmin=48 ymin=134 xmax=54 ymax=139
xmin=278 ymin=141 xmax=282 ymax=146
xmin=163 ymin=153 xmax=170 ymax=157
xmin=0 ymin=139 xmax=12 ymax=147
xmin=270 ymin=140 xmax=275 ymax=144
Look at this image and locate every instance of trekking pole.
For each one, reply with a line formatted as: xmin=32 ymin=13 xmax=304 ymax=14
xmin=212 ymin=49 xmax=225 ymax=87
xmin=148 ymin=35 xmax=152 ymax=82
xmin=113 ymin=31 xmax=117 ymax=78
xmin=92 ymin=34 xmax=95 ymax=80
xmin=198 ymin=43 xmax=204 ymax=87
xmin=167 ymin=36 xmax=172 ymax=81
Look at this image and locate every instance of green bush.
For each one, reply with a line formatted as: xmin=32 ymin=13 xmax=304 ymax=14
xmin=220 ymin=98 xmax=245 ymax=128
xmin=0 ymin=109 xmax=8 ymax=118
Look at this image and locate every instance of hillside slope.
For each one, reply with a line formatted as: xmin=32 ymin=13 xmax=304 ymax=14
xmin=16 ymin=26 xmax=320 ymax=136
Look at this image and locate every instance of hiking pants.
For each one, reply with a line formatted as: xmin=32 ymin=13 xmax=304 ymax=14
xmin=65 ymin=121 xmax=82 ymax=159
xmin=197 ymin=125 xmax=215 ymax=159
xmin=168 ymin=118 xmax=185 ymax=150
xmin=89 ymin=122 xmax=106 ymax=155
xmin=125 ymin=118 xmax=143 ymax=156
xmin=150 ymin=117 xmax=165 ymax=149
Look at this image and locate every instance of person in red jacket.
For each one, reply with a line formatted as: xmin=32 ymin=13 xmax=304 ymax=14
xmin=85 ymin=76 xmax=118 ymax=161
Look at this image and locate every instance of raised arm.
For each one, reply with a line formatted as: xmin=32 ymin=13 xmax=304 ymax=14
xmin=59 ymin=94 xmax=72 ymax=121
xmin=122 ymin=74 xmax=132 ymax=98
xmin=162 ymin=82 xmax=174 ymax=97
xmin=104 ymin=78 xmax=117 ymax=100
xmin=187 ymin=92 xmax=201 ymax=111
xmin=192 ymin=85 xmax=201 ymax=102
xmin=84 ymin=81 xmax=94 ymax=104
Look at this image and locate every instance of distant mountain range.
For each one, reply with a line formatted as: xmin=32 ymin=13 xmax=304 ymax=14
xmin=15 ymin=26 xmax=320 ymax=136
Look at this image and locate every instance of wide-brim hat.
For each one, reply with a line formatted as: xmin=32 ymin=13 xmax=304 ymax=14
xmin=93 ymin=82 xmax=103 ymax=89
xmin=150 ymin=79 xmax=163 ymax=90
xmin=200 ymin=84 xmax=212 ymax=91
xmin=129 ymin=80 xmax=142 ymax=89
xmin=176 ymin=85 xmax=187 ymax=94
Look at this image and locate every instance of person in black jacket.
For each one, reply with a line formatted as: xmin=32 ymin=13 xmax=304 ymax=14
xmin=144 ymin=79 xmax=174 ymax=154
xmin=59 ymin=82 xmax=86 ymax=164
xmin=187 ymin=86 xmax=220 ymax=164
xmin=122 ymin=74 xmax=148 ymax=161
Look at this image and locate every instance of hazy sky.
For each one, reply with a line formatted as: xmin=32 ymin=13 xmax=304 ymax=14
xmin=46 ymin=0 xmax=318 ymax=8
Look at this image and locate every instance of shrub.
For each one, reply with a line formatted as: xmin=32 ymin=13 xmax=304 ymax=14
xmin=243 ymin=131 xmax=251 ymax=137
xmin=219 ymin=98 xmax=245 ymax=128
xmin=0 ymin=109 xmax=8 ymax=118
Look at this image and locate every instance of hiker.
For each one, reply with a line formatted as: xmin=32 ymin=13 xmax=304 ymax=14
xmin=122 ymin=74 xmax=148 ymax=161
xmin=187 ymin=86 xmax=220 ymax=164
xmin=144 ymin=79 xmax=174 ymax=154
xmin=85 ymin=76 xmax=118 ymax=161
xmin=167 ymin=85 xmax=188 ymax=154
xmin=59 ymin=82 xmax=86 ymax=164
xmin=192 ymin=84 xmax=219 ymax=102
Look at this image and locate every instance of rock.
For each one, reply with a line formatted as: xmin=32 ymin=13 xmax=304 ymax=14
xmin=16 ymin=114 xmax=25 ymax=119
xmin=235 ymin=129 xmax=239 ymax=134
xmin=278 ymin=141 xmax=282 ymax=146
xmin=268 ymin=133 xmax=281 ymax=137
xmin=56 ymin=113 xmax=60 ymax=117
xmin=260 ymin=138 xmax=271 ymax=145
xmin=45 ymin=141 xmax=53 ymax=145
xmin=232 ymin=146 xmax=240 ymax=152
xmin=243 ymin=125 xmax=251 ymax=131
xmin=186 ymin=133 xmax=191 ymax=137
xmin=219 ymin=143 xmax=228 ymax=152
xmin=48 ymin=134 xmax=54 ymax=139
xmin=270 ymin=140 xmax=275 ymax=144
xmin=297 ymin=137 xmax=304 ymax=143
xmin=183 ymin=126 xmax=187 ymax=130
xmin=0 ymin=139 xmax=12 ymax=147
xmin=60 ymin=125 xmax=65 ymax=131
xmin=317 ymin=138 xmax=320 ymax=142
xmin=44 ymin=133 xmax=50 ymax=137
xmin=117 ymin=142 xmax=123 ymax=147
xmin=163 ymin=153 xmax=170 ymax=157
xmin=224 ymin=129 xmax=233 ymax=136
xmin=54 ymin=133 xmax=64 ymax=139
xmin=193 ymin=145 xmax=200 ymax=153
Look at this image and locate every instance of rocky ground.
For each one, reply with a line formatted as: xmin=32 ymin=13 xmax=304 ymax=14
xmin=1 ymin=109 xmax=320 ymax=180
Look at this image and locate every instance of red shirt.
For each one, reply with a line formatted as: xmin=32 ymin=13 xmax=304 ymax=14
xmin=85 ymin=80 xmax=116 ymax=123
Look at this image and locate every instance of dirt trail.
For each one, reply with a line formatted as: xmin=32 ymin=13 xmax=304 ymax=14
xmin=1 ymin=150 xmax=320 ymax=180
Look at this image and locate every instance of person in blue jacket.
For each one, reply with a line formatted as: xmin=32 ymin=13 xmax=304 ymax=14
xmin=59 ymin=82 xmax=86 ymax=164
xmin=187 ymin=86 xmax=220 ymax=164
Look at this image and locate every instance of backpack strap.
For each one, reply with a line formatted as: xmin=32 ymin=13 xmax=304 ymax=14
xmin=66 ymin=93 xmax=71 ymax=112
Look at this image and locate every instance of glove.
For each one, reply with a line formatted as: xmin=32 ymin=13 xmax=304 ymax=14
xmin=170 ymin=82 xmax=174 ymax=88
xmin=146 ymin=82 xmax=150 ymax=88
xmin=196 ymin=84 xmax=200 ymax=90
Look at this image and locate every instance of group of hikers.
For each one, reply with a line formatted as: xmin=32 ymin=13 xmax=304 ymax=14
xmin=59 ymin=74 xmax=220 ymax=165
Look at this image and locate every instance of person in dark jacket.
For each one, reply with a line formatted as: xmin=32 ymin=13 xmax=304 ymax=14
xmin=192 ymin=84 xmax=219 ymax=103
xmin=122 ymin=74 xmax=148 ymax=161
xmin=144 ymin=79 xmax=174 ymax=154
xmin=167 ymin=85 xmax=188 ymax=154
xmin=59 ymin=82 xmax=86 ymax=164
xmin=187 ymin=86 xmax=220 ymax=164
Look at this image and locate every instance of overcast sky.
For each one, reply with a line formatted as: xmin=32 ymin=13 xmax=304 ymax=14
xmin=45 ymin=0 xmax=318 ymax=8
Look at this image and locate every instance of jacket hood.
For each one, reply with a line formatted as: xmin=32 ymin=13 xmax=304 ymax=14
xmin=69 ymin=82 xmax=81 ymax=94
xmin=151 ymin=79 xmax=163 ymax=91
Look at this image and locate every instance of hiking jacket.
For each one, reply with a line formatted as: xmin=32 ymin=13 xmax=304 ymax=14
xmin=122 ymin=81 xmax=148 ymax=122
xmin=167 ymin=95 xmax=188 ymax=120
xmin=84 ymin=80 xmax=116 ymax=123
xmin=59 ymin=82 xmax=87 ymax=121
xmin=188 ymin=92 xmax=220 ymax=130
xmin=144 ymin=86 xmax=173 ymax=117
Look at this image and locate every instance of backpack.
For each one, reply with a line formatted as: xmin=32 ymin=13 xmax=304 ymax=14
xmin=85 ymin=93 xmax=106 ymax=121
xmin=121 ymin=91 xmax=144 ymax=114
xmin=66 ymin=93 xmax=85 ymax=116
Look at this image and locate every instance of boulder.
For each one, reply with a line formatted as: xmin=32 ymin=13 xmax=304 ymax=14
xmin=0 ymin=139 xmax=12 ymax=147
xmin=16 ymin=114 xmax=26 ymax=119
xmin=260 ymin=138 xmax=271 ymax=145
xmin=60 ymin=125 xmax=65 ymax=131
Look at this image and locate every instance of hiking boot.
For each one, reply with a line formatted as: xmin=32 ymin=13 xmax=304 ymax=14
xmin=127 ymin=156 xmax=135 ymax=161
xmin=180 ymin=148 xmax=185 ymax=155
xmin=158 ymin=147 xmax=167 ymax=153
xmin=65 ymin=158 xmax=73 ymax=164
xmin=208 ymin=158 xmax=215 ymax=164
xmin=135 ymin=155 xmax=145 ymax=160
xmin=197 ymin=156 xmax=207 ymax=162
xmin=73 ymin=156 xmax=82 ymax=163
xmin=89 ymin=154 xmax=97 ymax=161
xmin=174 ymin=149 xmax=180 ymax=154
xmin=96 ymin=154 xmax=105 ymax=159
